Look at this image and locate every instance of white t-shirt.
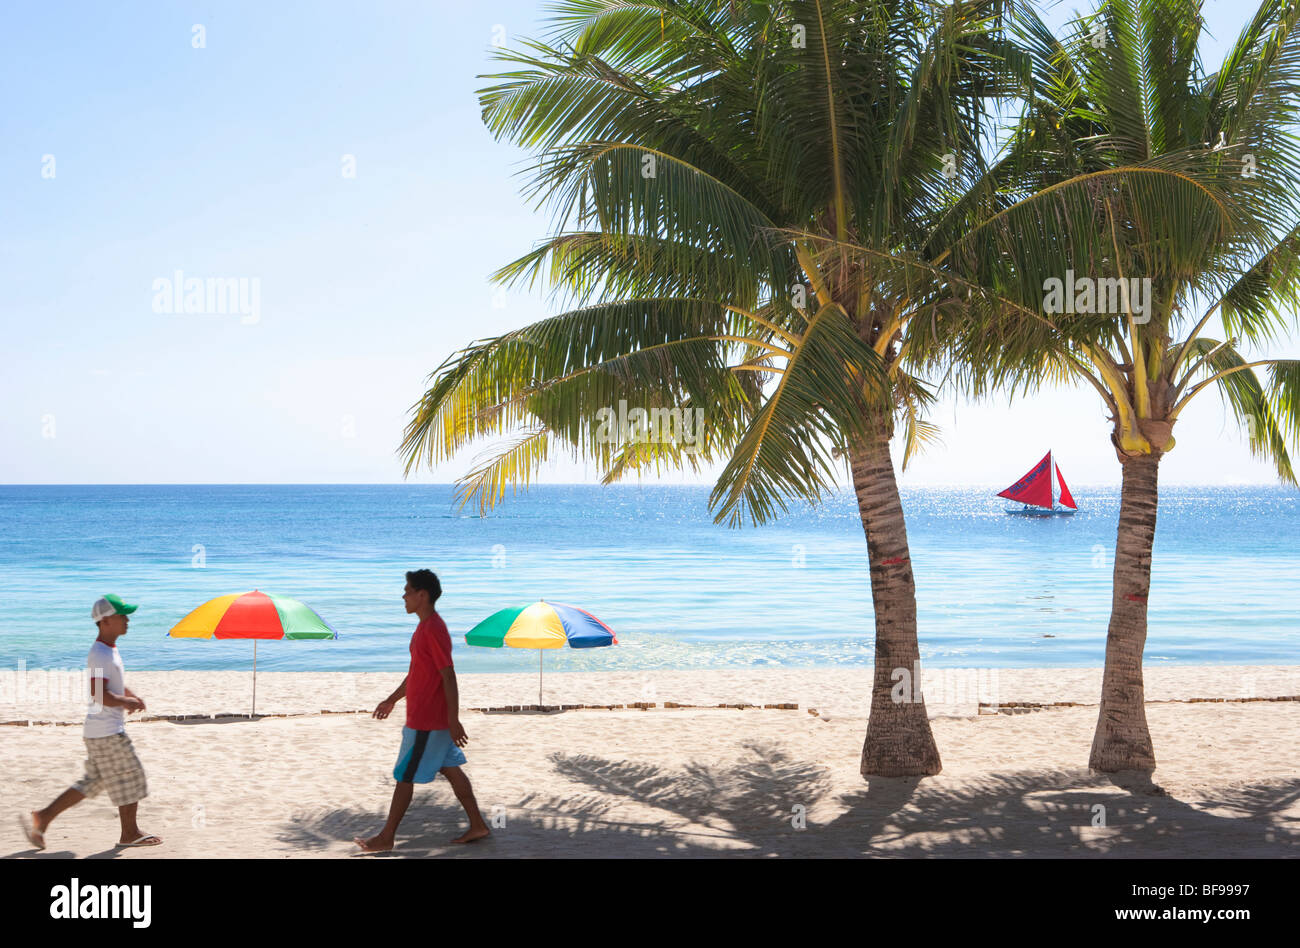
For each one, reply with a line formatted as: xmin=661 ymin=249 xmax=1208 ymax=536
xmin=84 ymin=640 xmax=127 ymax=738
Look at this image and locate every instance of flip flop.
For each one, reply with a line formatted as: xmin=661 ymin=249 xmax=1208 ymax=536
xmin=19 ymin=813 xmax=45 ymax=851
xmin=120 ymin=834 xmax=162 ymax=847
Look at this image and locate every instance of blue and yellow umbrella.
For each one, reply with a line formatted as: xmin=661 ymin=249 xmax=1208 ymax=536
xmin=465 ymin=601 xmax=616 ymax=704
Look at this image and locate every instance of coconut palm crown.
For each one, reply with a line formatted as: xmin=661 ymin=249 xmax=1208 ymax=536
xmin=927 ymin=0 xmax=1300 ymax=771
xmin=400 ymin=0 xmax=1025 ymax=776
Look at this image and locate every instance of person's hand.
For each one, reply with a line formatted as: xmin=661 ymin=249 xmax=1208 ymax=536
xmin=373 ymin=699 xmax=396 ymax=720
xmin=124 ymin=696 xmax=145 ymax=713
xmin=449 ymin=720 xmax=468 ymax=747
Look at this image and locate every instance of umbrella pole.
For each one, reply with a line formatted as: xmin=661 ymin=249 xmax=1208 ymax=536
xmin=539 ymin=649 xmax=543 ymax=706
xmin=252 ymin=639 xmax=257 ymax=718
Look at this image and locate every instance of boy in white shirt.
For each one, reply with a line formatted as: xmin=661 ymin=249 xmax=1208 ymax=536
xmin=20 ymin=594 xmax=161 ymax=850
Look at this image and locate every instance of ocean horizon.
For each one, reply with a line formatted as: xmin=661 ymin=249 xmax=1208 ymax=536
xmin=1 ymin=483 xmax=1296 ymax=674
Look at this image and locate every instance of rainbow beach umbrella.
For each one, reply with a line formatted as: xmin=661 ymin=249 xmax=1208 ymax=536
xmin=465 ymin=601 xmax=616 ymax=705
xmin=168 ymin=590 xmax=338 ymax=716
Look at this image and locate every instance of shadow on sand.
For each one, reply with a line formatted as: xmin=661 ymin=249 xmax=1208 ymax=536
xmin=274 ymin=741 xmax=1299 ymax=857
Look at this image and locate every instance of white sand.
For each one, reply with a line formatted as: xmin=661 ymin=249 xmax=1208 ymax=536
xmin=3 ymin=666 xmax=1297 ymax=858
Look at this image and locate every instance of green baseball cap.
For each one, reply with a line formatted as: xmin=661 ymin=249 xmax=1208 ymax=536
xmin=91 ymin=594 xmax=138 ymax=623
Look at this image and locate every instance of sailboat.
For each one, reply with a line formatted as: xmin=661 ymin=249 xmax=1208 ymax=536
xmin=998 ymin=451 xmax=1078 ymax=516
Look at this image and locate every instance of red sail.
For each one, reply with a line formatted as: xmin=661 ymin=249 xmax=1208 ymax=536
xmin=997 ymin=452 xmax=1054 ymax=508
xmin=1055 ymin=464 xmax=1077 ymax=509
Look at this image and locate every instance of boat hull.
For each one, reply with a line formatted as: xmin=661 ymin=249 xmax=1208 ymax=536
xmin=1005 ymin=506 xmax=1076 ymax=516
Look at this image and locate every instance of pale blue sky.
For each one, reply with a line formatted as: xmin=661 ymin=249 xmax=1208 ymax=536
xmin=2 ymin=1 xmax=1295 ymax=490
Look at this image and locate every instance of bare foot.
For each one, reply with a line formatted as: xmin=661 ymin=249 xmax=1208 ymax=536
xmin=451 ymin=826 xmax=491 ymax=844
xmin=354 ymin=833 xmax=394 ymax=853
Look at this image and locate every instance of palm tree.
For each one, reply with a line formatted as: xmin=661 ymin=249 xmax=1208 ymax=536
xmin=399 ymin=0 xmax=1019 ymax=776
xmin=934 ymin=0 xmax=1300 ymax=771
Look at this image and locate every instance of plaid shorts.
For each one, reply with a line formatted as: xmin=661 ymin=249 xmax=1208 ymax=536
xmin=73 ymin=733 xmax=148 ymax=807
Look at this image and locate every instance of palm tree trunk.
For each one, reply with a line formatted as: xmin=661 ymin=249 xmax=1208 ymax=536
xmin=849 ymin=429 xmax=942 ymax=777
xmin=1090 ymin=452 xmax=1160 ymax=772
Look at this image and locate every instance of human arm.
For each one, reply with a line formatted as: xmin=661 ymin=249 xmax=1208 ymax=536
xmin=373 ymin=676 xmax=408 ymax=719
xmin=441 ymin=667 xmax=466 ymax=747
xmin=91 ymin=678 xmax=143 ymax=712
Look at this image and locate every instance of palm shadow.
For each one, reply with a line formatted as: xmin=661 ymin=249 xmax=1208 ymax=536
xmin=274 ymin=743 xmax=1299 ymax=858
xmin=277 ymin=794 xmax=501 ymax=857
xmin=821 ymin=770 xmax=1300 ymax=857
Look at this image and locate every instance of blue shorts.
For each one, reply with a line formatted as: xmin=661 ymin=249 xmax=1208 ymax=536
xmin=392 ymin=726 xmax=467 ymax=784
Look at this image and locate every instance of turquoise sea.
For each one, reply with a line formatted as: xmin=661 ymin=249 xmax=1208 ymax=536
xmin=0 ymin=484 xmax=1296 ymax=673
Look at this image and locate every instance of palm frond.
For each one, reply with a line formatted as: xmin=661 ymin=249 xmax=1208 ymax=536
xmin=455 ymin=428 xmax=554 ymax=514
xmin=1181 ymin=343 xmax=1297 ymax=482
xmin=709 ymin=301 xmax=888 ymax=526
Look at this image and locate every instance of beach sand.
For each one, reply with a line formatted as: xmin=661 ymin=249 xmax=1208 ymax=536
xmin=3 ymin=666 xmax=1297 ymax=858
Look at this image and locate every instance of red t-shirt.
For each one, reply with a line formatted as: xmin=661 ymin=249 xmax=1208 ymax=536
xmin=405 ymin=612 xmax=454 ymax=730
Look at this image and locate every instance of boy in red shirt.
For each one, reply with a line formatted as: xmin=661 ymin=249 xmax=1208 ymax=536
xmin=355 ymin=570 xmax=490 ymax=853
